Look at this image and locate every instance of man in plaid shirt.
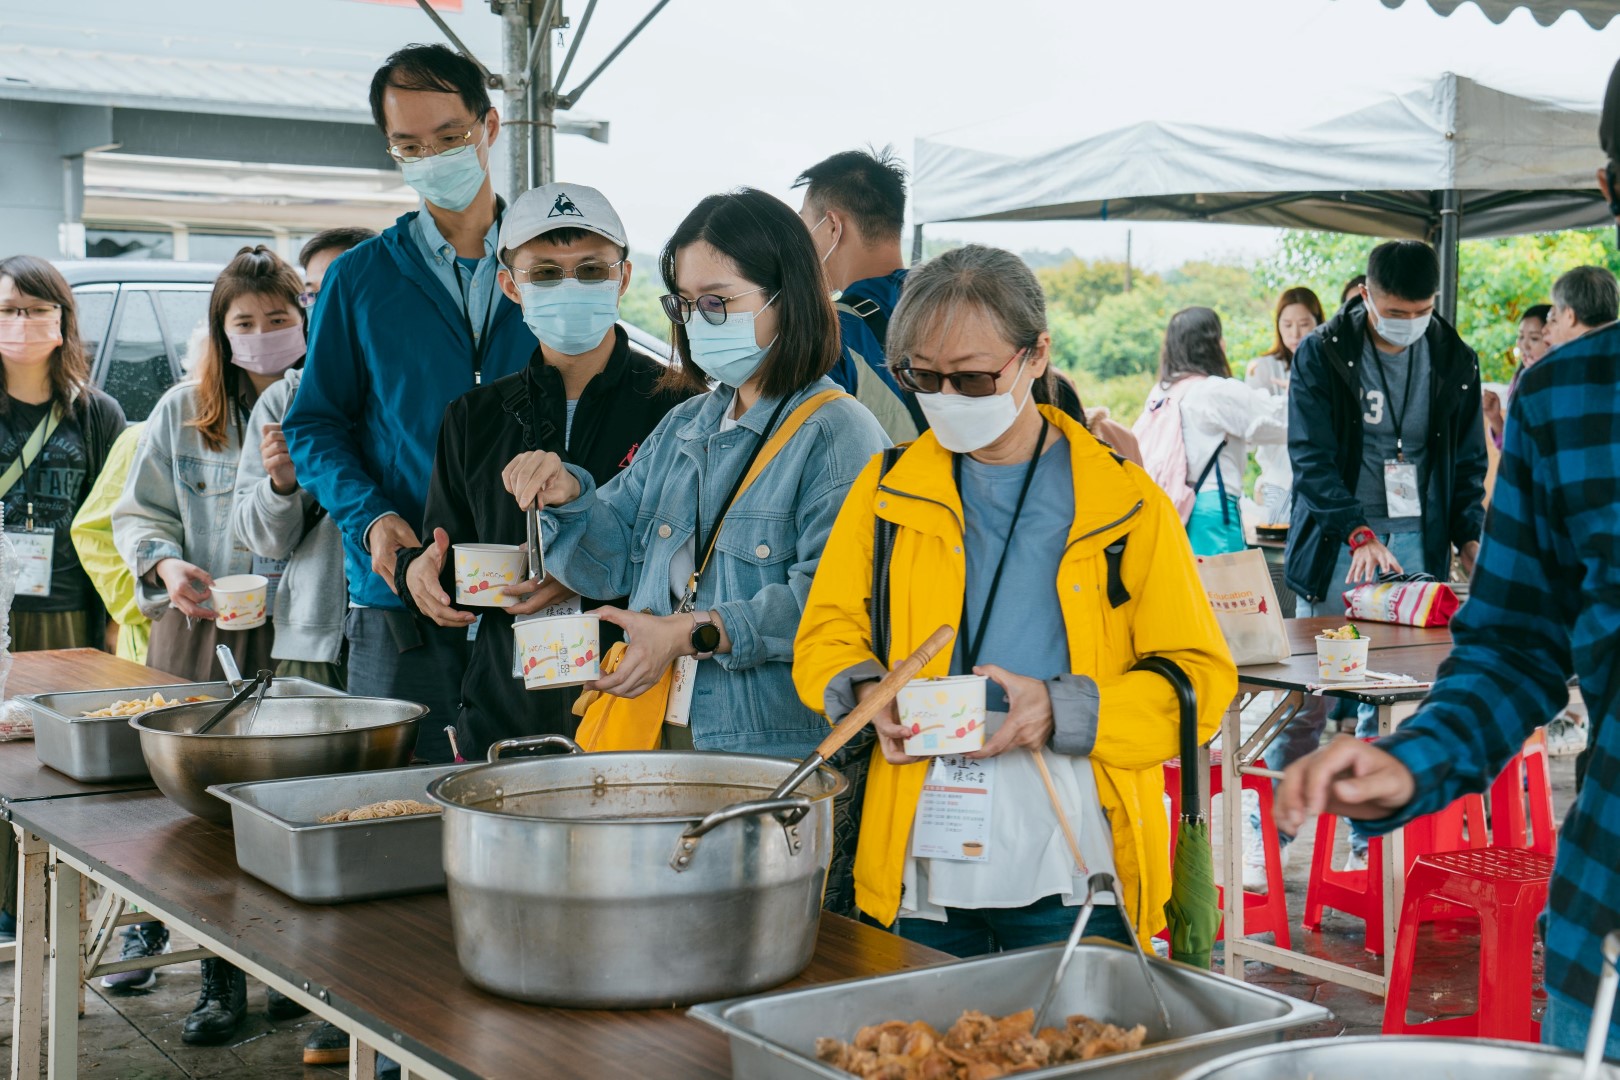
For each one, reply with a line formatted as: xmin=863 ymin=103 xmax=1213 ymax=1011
xmin=1277 ymin=61 xmax=1620 ymax=1058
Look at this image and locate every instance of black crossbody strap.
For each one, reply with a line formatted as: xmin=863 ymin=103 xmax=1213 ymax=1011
xmin=868 ymin=446 xmax=906 ymax=666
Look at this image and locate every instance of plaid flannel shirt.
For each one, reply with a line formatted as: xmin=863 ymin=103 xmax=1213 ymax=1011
xmin=1366 ymin=322 xmax=1620 ymax=1010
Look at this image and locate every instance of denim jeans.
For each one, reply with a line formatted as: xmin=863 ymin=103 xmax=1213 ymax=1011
xmin=1544 ymin=988 xmax=1620 ymax=1060
xmin=894 ymin=894 xmax=1135 ymax=958
xmin=344 ymin=607 xmax=466 ymax=764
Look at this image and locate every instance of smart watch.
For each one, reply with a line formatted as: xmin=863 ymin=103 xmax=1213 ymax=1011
xmin=690 ymin=611 xmax=721 ymax=659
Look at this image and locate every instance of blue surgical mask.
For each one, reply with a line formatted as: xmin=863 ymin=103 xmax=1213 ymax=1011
xmin=685 ymin=294 xmax=778 ymax=387
xmin=400 ymin=142 xmax=488 ymax=213
xmin=518 ymin=279 xmax=621 ymax=355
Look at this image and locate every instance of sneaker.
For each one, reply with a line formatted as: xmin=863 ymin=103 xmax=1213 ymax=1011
xmin=1343 ymin=850 xmax=1367 ymax=873
xmin=1241 ymin=828 xmax=1269 ymax=891
xmin=101 ymin=923 xmax=170 ymax=992
xmin=303 ymin=1021 xmax=349 ymax=1066
xmin=181 ymin=958 xmax=247 ymax=1046
xmin=1545 ymin=711 xmax=1588 ymax=758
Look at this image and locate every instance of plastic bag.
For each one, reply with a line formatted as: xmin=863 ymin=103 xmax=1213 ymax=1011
xmin=0 ymin=698 xmax=34 ymax=742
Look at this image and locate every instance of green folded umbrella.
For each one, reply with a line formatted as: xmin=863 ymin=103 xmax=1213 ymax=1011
xmin=1132 ymin=656 xmax=1221 ymax=971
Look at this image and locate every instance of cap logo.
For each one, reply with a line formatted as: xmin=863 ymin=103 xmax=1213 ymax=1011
xmin=549 ymin=192 xmax=583 ymax=219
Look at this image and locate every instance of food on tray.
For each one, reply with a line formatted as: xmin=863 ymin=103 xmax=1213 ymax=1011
xmin=318 ymin=799 xmax=441 ymax=823
xmin=815 ymin=1008 xmax=1148 ymax=1079
xmin=80 ymin=692 xmax=215 ymax=718
xmin=1320 ymin=624 xmax=1361 ymax=640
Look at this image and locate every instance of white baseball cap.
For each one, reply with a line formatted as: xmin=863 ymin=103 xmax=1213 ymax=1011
xmin=499 ymin=183 xmax=627 ymax=261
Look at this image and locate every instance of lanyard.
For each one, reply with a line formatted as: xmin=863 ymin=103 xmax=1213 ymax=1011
xmin=1368 ymin=344 xmax=1417 ymax=461
xmin=688 ymin=396 xmax=794 ymax=602
xmin=953 ymin=418 xmax=1048 ymax=671
xmin=451 ymin=256 xmax=499 ymax=385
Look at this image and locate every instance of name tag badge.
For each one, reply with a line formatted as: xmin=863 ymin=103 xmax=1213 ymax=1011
xmin=6 ymin=528 xmax=53 ymax=597
xmin=664 ymin=655 xmax=697 ymax=727
xmin=911 ymin=754 xmax=996 ymax=862
xmin=251 ymin=553 xmax=289 ymax=611
xmin=1383 ymin=459 xmax=1422 ymax=519
xmin=511 ymin=594 xmax=583 ymax=677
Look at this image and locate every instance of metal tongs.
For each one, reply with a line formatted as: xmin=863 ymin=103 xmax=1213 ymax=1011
xmin=1034 ymin=872 xmax=1173 ymax=1039
xmin=194 ymin=670 xmax=273 ymax=735
xmin=215 ymin=644 xmax=243 ymax=687
xmin=1582 ymin=930 xmax=1620 ymax=1080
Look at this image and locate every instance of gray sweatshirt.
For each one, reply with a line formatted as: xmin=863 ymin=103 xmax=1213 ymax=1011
xmin=231 ymin=369 xmax=346 ymax=664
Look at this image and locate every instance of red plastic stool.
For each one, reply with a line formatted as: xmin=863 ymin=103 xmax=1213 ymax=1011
xmin=1381 ymin=848 xmax=1553 ymax=1040
xmin=1302 ymin=792 xmax=1486 ymax=954
xmin=1489 ymin=730 xmax=1557 ymax=855
xmin=1164 ymin=754 xmax=1291 ymax=948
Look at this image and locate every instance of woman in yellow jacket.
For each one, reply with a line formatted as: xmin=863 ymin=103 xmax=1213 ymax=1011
xmin=795 ymin=245 xmax=1236 ymax=954
xmin=69 ymin=424 xmax=148 ymax=662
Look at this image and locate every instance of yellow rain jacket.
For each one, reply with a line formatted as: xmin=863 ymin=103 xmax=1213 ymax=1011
xmin=70 ymin=425 xmax=148 ymax=663
xmin=794 ymin=406 xmax=1236 ymax=936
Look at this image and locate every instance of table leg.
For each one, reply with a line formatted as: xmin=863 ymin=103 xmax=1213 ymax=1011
xmin=10 ymin=824 xmax=48 ymax=1080
xmin=47 ymin=855 xmax=82 ymax=1080
xmin=1221 ymin=692 xmax=1246 ymax=981
xmin=350 ymin=1038 xmax=378 ymax=1080
xmin=1379 ymin=702 xmax=1415 ymax=975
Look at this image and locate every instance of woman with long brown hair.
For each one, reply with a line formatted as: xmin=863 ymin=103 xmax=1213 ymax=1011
xmin=0 ymin=256 xmax=126 ymax=649
xmin=1246 ymin=286 xmax=1324 ymax=526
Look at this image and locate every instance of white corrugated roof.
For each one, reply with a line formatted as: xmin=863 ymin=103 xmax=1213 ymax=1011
xmin=1360 ymin=0 xmax=1620 ymax=27
xmin=0 ymin=42 xmax=374 ymax=124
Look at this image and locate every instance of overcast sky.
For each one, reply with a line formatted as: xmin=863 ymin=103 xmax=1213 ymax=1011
xmin=534 ymin=0 xmax=1620 ymax=268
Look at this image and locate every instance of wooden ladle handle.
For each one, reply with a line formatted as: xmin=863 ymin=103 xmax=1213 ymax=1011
xmin=813 ymin=624 xmax=956 ymax=762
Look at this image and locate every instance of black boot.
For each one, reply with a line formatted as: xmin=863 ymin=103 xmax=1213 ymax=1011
xmin=303 ymin=1021 xmax=349 ymax=1066
xmin=266 ymin=986 xmax=309 ymax=1022
xmin=182 ymin=958 xmax=247 ymax=1045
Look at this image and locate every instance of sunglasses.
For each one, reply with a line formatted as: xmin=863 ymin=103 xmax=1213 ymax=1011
xmin=892 ymin=349 xmax=1027 ymax=396
xmin=660 ymin=284 xmax=770 ymax=326
xmin=509 ymin=260 xmax=625 ymax=286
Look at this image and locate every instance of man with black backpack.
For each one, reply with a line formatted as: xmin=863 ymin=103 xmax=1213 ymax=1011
xmin=795 ymin=147 xmax=926 ymax=443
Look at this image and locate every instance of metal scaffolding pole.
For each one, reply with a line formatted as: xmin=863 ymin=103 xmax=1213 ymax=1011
xmin=1437 ymin=189 xmax=1461 ymax=324
xmin=500 ymin=0 xmax=531 ymax=197
xmin=530 ymin=1 xmax=557 ymax=186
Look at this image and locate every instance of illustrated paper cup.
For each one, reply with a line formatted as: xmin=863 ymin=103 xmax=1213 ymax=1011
xmin=454 ymin=544 xmax=526 ymax=608
xmin=1316 ymin=635 xmax=1371 ymax=682
xmin=514 ymin=614 xmax=601 ymax=690
xmin=898 ymin=674 xmax=988 ymax=757
xmin=210 ymin=574 xmax=268 ymax=630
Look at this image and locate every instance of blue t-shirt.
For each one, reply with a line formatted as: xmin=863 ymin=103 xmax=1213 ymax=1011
xmin=952 ymin=436 xmax=1073 ymax=711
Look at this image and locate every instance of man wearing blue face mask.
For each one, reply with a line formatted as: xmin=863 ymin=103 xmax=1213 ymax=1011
xmin=1279 ymin=239 xmax=1486 ymax=868
xmin=285 ymin=44 xmax=536 ymax=786
xmin=396 ymin=183 xmax=694 ymax=758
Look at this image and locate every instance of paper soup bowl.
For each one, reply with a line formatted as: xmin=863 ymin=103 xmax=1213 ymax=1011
xmin=898 ymin=674 xmax=988 ymax=757
xmin=1316 ymin=635 xmax=1371 ymax=683
xmin=514 ymin=614 xmax=601 ymax=690
xmin=453 ymin=544 xmax=526 ymax=608
xmin=210 ymin=574 xmax=268 ymax=630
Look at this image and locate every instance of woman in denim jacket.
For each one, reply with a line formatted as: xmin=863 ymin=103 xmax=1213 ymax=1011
xmin=505 ymin=189 xmax=889 ymax=759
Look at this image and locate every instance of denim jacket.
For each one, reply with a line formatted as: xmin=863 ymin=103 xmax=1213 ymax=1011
xmin=545 ymin=376 xmax=890 ymax=757
xmin=113 ymin=382 xmax=255 ymax=620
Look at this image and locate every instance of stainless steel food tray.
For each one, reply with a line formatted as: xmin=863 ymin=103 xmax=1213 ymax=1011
xmin=25 ymin=678 xmax=344 ymax=783
xmin=689 ymin=940 xmax=1329 ymax=1080
xmin=1181 ymin=1035 xmax=1620 ymax=1079
xmin=208 ymin=763 xmax=469 ymax=904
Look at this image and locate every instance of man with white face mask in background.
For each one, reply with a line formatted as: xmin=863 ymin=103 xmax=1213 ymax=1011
xmin=285 ymin=44 xmax=535 ymax=777
xmin=396 ymin=184 xmax=694 ymax=759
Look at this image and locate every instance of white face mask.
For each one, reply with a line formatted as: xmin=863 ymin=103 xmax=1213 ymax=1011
xmin=1365 ymin=291 xmax=1432 ymax=349
xmin=917 ymin=361 xmax=1034 ymax=453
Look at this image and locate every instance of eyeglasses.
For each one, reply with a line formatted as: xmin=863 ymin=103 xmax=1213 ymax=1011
xmin=386 ymin=118 xmax=486 ymax=164
xmin=298 ymin=290 xmax=318 ymax=310
xmin=893 ymin=349 xmax=1027 ymax=396
xmin=0 ymin=304 xmax=61 ymax=322
xmin=509 ymin=260 xmax=625 ymax=286
xmin=660 ymin=284 xmax=770 ymax=326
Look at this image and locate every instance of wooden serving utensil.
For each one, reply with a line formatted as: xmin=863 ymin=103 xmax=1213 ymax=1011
xmin=1034 ymin=753 xmax=1088 ymax=875
xmin=768 ymin=624 xmax=956 ymax=802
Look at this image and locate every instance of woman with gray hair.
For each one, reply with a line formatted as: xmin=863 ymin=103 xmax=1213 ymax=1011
xmin=795 ymin=244 xmax=1236 ymax=956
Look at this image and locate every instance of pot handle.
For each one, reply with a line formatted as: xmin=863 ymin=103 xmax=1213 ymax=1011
xmin=487 ymin=734 xmax=585 ymax=762
xmin=669 ymin=795 xmax=814 ymax=873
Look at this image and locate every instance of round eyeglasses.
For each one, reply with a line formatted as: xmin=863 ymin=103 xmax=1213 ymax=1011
xmin=659 ymin=284 xmax=771 ymax=326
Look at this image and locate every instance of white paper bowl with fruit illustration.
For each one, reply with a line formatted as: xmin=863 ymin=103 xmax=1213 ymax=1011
xmin=453 ymin=544 xmax=525 ymax=608
xmin=1316 ymin=633 xmax=1371 ymax=682
xmin=514 ymin=614 xmax=601 ymax=690
xmin=210 ymin=574 xmax=269 ymax=630
xmin=898 ymin=674 xmax=988 ymax=756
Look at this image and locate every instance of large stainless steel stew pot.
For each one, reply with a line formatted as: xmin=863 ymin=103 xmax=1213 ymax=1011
xmin=1179 ymin=1036 xmax=1620 ymax=1079
xmin=132 ymin=696 xmax=426 ymax=825
xmin=426 ymin=734 xmax=847 ymax=1009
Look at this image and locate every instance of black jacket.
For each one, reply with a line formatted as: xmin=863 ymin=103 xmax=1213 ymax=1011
xmin=396 ymin=327 xmax=693 ymax=757
xmin=1284 ymin=301 xmax=1487 ymax=604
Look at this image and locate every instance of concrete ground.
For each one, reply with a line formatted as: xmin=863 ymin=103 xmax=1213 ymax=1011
xmin=0 ymin=707 xmax=1579 ymax=1078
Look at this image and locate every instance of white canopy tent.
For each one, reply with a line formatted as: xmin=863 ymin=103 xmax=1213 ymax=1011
xmin=1358 ymin=0 xmax=1620 ymax=28
xmin=913 ymin=72 xmax=1611 ymax=320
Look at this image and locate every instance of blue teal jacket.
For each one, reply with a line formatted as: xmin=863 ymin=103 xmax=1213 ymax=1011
xmin=284 ymin=211 xmax=533 ymax=609
xmin=544 ymin=377 xmax=890 ymax=757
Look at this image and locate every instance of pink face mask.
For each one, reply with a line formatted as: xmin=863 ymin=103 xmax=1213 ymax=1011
xmin=226 ymin=324 xmax=305 ymax=375
xmin=0 ymin=320 xmax=62 ymax=367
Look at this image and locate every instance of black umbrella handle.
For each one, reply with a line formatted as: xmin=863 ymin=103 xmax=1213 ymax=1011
xmin=1132 ymin=656 xmax=1201 ymax=820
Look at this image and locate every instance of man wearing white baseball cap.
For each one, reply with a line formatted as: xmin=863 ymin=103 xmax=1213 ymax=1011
xmin=397 ymin=182 xmax=694 ymax=756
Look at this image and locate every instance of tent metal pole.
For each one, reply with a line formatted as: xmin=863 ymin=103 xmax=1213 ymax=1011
xmin=911 ymin=224 xmax=924 ymax=265
xmin=1438 ymin=189 xmax=1461 ymax=324
xmin=529 ymin=1 xmax=557 ymax=186
xmin=500 ymin=1 xmax=531 ymax=197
